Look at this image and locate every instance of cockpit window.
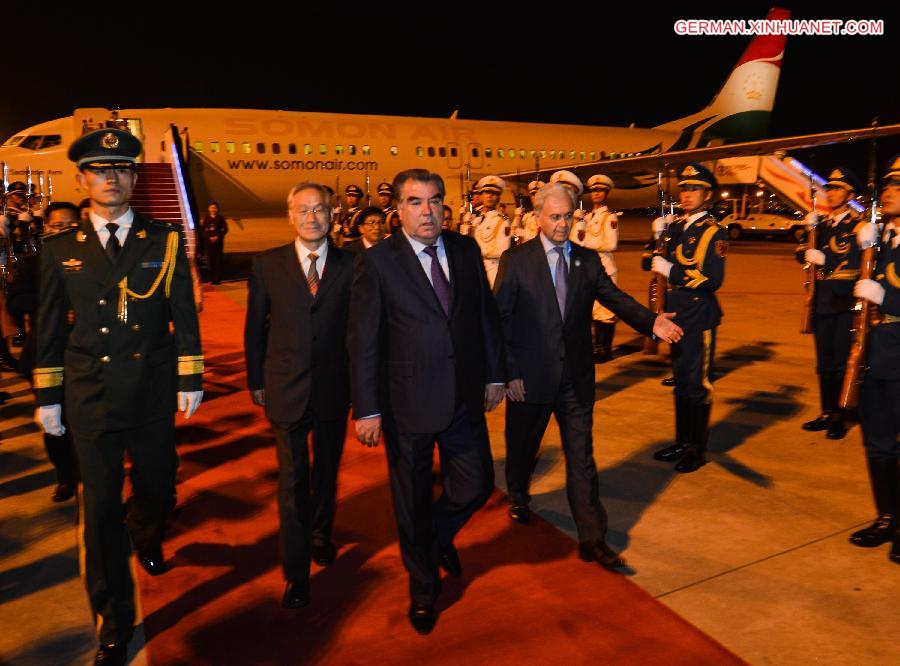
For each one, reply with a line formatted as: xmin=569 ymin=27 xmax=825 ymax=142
xmin=5 ymin=135 xmax=63 ymax=150
xmin=2 ymin=135 xmax=25 ymax=147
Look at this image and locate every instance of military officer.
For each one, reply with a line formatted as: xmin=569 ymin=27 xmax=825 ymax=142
xmin=376 ymin=182 xmax=401 ymax=233
xmin=571 ymin=174 xmax=620 ymax=361
xmin=847 ymin=155 xmax=900 ymax=563
xmin=512 ymin=180 xmax=544 ymax=243
xmin=33 ymin=129 xmax=203 ymax=666
xmin=338 ymin=184 xmax=364 ymax=245
xmin=796 ymin=167 xmax=864 ymax=440
xmin=468 ymin=175 xmax=511 ymax=286
xmin=643 ymin=163 xmax=727 ymax=473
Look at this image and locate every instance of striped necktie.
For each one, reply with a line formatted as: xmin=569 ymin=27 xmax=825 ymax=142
xmin=307 ymin=252 xmax=320 ymax=296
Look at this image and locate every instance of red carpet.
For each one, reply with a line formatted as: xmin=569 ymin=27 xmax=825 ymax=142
xmin=138 ymin=287 xmax=743 ymax=665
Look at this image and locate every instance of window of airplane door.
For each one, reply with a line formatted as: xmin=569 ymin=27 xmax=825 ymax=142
xmin=319 ymin=144 xmax=327 ymax=155
xmin=427 ymin=147 xmax=435 ymax=157
xmin=471 ymin=147 xmax=479 ymax=158
xmin=272 ymin=143 xmax=280 ymax=154
xmin=335 ymin=145 xmax=343 ymax=155
xmin=390 ymin=146 xmax=398 ymax=156
xmin=348 ymin=144 xmax=357 ymax=155
xmin=242 ymin=142 xmax=250 ymax=154
xmin=416 ymin=146 xmax=424 ymax=157
xmin=193 ymin=141 xmax=203 ymax=152
xmin=304 ymin=144 xmax=312 ymax=155
xmin=450 ymin=146 xmax=458 ymax=157
xmin=439 ymin=146 xmax=446 ymax=157
xmin=210 ymin=141 xmax=220 ymax=153
xmin=226 ymin=142 xmax=235 ymax=154
xmin=287 ymin=143 xmax=296 ymax=154
xmin=362 ymin=145 xmax=371 ymax=156
xmin=256 ymin=142 xmax=266 ymax=154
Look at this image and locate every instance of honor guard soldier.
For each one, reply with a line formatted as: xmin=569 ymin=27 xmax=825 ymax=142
xmin=339 ymin=184 xmax=364 ymax=245
xmin=377 ymin=182 xmax=401 ymax=234
xmin=469 ymin=175 xmax=511 ymax=286
xmin=550 ymin=170 xmax=586 ymax=229
xmin=848 ymin=156 xmax=900 ymax=563
xmin=512 ymin=180 xmax=544 ymax=243
xmin=571 ymin=174 xmax=620 ymax=361
xmin=33 ymin=129 xmax=203 ymax=665
xmin=796 ymin=167 xmax=864 ymax=440
xmin=643 ymin=163 xmax=727 ymax=473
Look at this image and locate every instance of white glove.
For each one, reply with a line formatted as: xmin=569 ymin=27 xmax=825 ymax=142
xmin=178 ymin=391 xmax=203 ymax=419
xmin=804 ymin=249 xmax=825 ymax=266
xmin=36 ymin=404 xmax=65 ymax=436
xmin=854 ymin=279 xmax=885 ymax=305
xmin=651 ymin=216 xmax=666 ymax=238
xmin=805 ymin=212 xmax=819 ymax=229
xmin=0 ymin=213 xmax=10 ymax=237
xmin=857 ymin=222 xmax=878 ymax=246
xmin=652 ymin=256 xmax=673 ymax=278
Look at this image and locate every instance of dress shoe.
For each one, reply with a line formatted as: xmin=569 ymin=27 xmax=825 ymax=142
xmin=51 ymin=483 xmax=74 ymax=502
xmin=653 ymin=442 xmax=687 ymax=462
xmin=311 ymin=542 xmax=337 ymax=566
xmin=438 ymin=545 xmax=462 ymax=578
xmin=508 ymin=503 xmax=530 ymax=524
xmin=578 ymin=540 xmax=627 ymax=570
xmin=95 ymin=642 xmax=127 ymax=665
xmin=282 ymin=579 xmax=310 ymax=608
xmin=661 ymin=376 xmax=675 ymax=387
xmin=849 ymin=516 xmax=897 ymax=548
xmin=11 ymin=332 xmax=25 ymax=348
xmin=408 ymin=602 xmax=437 ymax=634
xmin=137 ymin=546 xmax=167 ymax=576
xmin=675 ymin=451 xmax=707 ymax=473
xmin=891 ymin=538 xmax=900 ymax=565
xmin=802 ymin=413 xmax=831 ymax=431
xmin=826 ymin=415 xmax=847 ymax=440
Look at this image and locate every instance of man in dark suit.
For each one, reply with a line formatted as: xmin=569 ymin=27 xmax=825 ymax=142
xmin=341 ymin=206 xmax=385 ymax=253
xmin=494 ymin=182 xmax=682 ymax=568
xmin=244 ymin=182 xmax=353 ymax=609
xmin=349 ymin=169 xmax=505 ymax=634
xmin=33 ymin=129 xmax=203 ymax=666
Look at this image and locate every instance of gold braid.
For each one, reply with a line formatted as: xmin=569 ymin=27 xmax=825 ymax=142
xmin=117 ymin=231 xmax=180 ymax=322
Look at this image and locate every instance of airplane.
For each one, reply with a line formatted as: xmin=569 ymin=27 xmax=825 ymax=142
xmin=2 ymin=6 xmax=899 ymax=224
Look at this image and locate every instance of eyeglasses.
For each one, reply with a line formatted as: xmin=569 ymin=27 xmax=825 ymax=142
xmin=292 ymin=206 xmax=329 ymax=218
xmin=361 ymin=218 xmax=383 ymax=227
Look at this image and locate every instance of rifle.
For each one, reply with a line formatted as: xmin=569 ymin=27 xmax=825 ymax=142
xmin=511 ymin=168 xmax=523 ymax=245
xmin=839 ymin=119 xmax=881 ymax=410
xmin=800 ymin=172 xmax=818 ymax=334
xmin=643 ymin=166 xmax=670 ymax=355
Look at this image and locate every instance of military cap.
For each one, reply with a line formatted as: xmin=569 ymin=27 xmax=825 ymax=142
xmin=824 ymin=167 xmax=862 ymax=193
xmin=345 ymin=184 xmax=363 ymax=197
xmin=587 ymin=174 xmax=614 ymax=191
xmin=527 ymin=180 xmax=544 ymax=195
xmin=550 ymin=170 xmax=584 ymax=195
xmin=476 ymin=175 xmax=505 ymax=194
xmin=883 ymin=154 xmax=900 ymax=184
xmin=376 ymin=182 xmax=393 ymax=196
xmin=67 ymin=128 xmax=142 ymax=168
xmin=677 ymin=163 xmax=717 ymax=189
xmin=6 ymin=180 xmax=27 ymax=193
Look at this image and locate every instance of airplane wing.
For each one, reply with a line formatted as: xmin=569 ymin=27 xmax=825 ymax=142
xmin=497 ymin=123 xmax=900 ymax=184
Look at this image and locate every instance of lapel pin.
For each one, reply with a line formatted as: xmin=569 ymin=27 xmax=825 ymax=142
xmin=574 ymin=259 xmax=581 ymax=267
xmin=136 ymin=229 xmax=147 ymax=239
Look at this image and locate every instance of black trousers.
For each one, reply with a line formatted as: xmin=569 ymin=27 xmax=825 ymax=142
xmin=45 ymin=430 xmax=76 ymax=485
xmin=270 ymin=412 xmax=347 ymax=582
xmin=504 ymin=377 xmax=608 ymax=543
xmin=812 ymin=311 xmax=853 ymax=412
xmin=206 ymin=243 xmax=224 ymax=284
xmin=859 ymin=377 xmax=900 ymax=459
xmin=72 ymin=419 xmax=176 ymax=644
xmin=672 ymin=325 xmax=716 ymax=404
xmin=383 ymin=401 xmax=493 ymax=605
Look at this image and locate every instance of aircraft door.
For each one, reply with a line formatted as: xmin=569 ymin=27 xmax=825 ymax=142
xmin=447 ymin=142 xmax=462 ymax=169
xmin=467 ymin=142 xmax=483 ymax=170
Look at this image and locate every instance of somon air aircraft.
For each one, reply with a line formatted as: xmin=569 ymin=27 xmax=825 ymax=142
xmin=1 ymin=6 xmax=899 ymax=223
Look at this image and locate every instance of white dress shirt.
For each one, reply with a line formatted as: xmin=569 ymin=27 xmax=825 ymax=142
xmin=294 ymin=237 xmax=329 ymax=277
xmin=682 ymin=210 xmax=708 ymax=231
xmin=403 ymin=230 xmax=449 ymax=285
xmin=829 ymin=209 xmax=851 ymax=227
xmin=90 ymin=208 xmax=134 ymax=248
xmin=539 ymin=232 xmax=571 ymax=287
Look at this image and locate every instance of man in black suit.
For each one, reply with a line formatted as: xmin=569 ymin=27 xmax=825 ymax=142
xmin=244 ymin=182 xmax=354 ymax=610
xmin=341 ymin=206 xmax=385 ymax=253
xmin=349 ymin=169 xmax=505 ymax=634
xmin=494 ymin=182 xmax=682 ymax=569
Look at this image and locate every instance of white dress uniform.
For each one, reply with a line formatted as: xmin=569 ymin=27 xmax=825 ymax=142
xmin=571 ymin=204 xmax=619 ymax=323
xmin=469 ymin=175 xmax=510 ymax=286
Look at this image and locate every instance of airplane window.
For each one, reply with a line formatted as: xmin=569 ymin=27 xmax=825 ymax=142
xmin=497 ymin=148 xmax=505 ymax=159
xmin=363 ymin=145 xmax=371 ymax=156
xmin=42 ymin=135 xmax=62 ymax=148
xmin=20 ymin=136 xmax=44 ymax=150
xmin=242 ymin=142 xmax=251 ymax=154
xmin=485 ymin=148 xmax=492 ymax=158
xmin=428 ymin=147 xmax=435 ymax=157
xmin=272 ymin=143 xmax=280 ymax=154
xmin=287 ymin=143 xmax=296 ymax=154
xmin=471 ymin=147 xmax=479 ymax=158
xmin=416 ymin=146 xmax=424 ymax=157
xmin=1 ymin=135 xmax=25 ymax=147
xmin=550 ymin=150 xmax=556 ymax=160
xmin=439 ymin=147 xmax=446 ymax=157
xmin=569 ymin=150 xmax=575 ymax=160
xmin=335 ymin=145 xmax=344 ymax=155
xmin=529 ymin=150 xmax=536 ymax=159
xmin=580 ymin=151 xmax=586 ymax=160
xmin=304 ymin=144 xmax=312 ymax=155
xmin=590 ymin=151 xmax=597 ymax=160
xmin=600 ymin=151 xmax=607 ymax=159
xmin=319 ymin=144 xmax=327 ymax=155
xmin=540 ymin=150 xmax=547 ymax=159
xmin=519 ymin=149 xmax=526 ymax=159
xmin=257 ymin=142 xmax=266 ymax=154
xmin=193 ymin=141 xmax=203 ymax=152
xmin=450 ymin=146 xmax=458 ymax=158
xmin=226 ymin=142 xmax=235 ymax=154
xmin=390 ymin=146 xmax=399 ymax=156
xmin=210 ymin=141 xmax=220 ymax=153
xmin=348 ymin=145 xmax=357 ymax=155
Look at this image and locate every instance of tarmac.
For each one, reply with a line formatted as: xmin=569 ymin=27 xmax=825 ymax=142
xmin=1 ymin=214 xmax=897 ymax=665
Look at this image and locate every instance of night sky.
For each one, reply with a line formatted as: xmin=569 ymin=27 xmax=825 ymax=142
xmin=4 ymin=2 xmax=896 ymax=176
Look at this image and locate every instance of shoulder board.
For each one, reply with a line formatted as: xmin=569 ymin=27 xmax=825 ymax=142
xmin=41 ymin=223 xmax=80 ymax=241
xmin=145 ymin=218 xmax=181 ymax=230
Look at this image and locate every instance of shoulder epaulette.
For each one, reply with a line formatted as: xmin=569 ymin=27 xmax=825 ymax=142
xmin=41 ymin=223 xmax=80 ymax=241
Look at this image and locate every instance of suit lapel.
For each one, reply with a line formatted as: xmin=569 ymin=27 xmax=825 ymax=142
xmin=444 ymin=233 xmax=461 ymax=316
xmin=280 ymin=242 xmax=313 ymax=301
xmin=314 ymin=245 xmax=345 ymax=302
xmin=100 ymin=214 xmax=157 ymax=295
xmin=390 ymin=232 xmax=445 ymax=316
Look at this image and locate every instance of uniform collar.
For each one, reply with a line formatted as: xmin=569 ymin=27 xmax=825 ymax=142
xmin=89 ymin=207 xmax=133 ymax=232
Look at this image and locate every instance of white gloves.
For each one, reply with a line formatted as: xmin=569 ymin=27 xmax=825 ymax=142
xmin=805 ymin=249 xmax=826 ymax=266
xmin=36 ymin=404 xmax=65 ymax=436
xmin=805 ymin=212 xmax=819 ymax=229
xmin=178 ymin=391 xmax=203 ymax=419
xmin=652 ymin=256 xmax=673 ymax=278
xmin=854 ymin=279 xmax=885 ymax=305
xmin=857 ymin=222 xmax=878 ymax=246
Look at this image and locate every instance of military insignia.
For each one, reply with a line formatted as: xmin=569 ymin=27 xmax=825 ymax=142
xmin=76 ymin=231 xmax=87 ymax=242
xmin=101 ymin=132 xmax=120 ymax=149
xmin=141 ymin=261 xmax=164 ymax=268
xmin=688 ymin=236 xmax=697 ymax=245
xmin=62 ymin=258 xmax=83 ymax=272
xmin=831 ymin=169 xmax=844 ymax=179
xmin=136 ymin=229 xmax=147 ymax=239
xmin=683 ymin=165 xmax=699 ymax=177
xmin=715 ymin=240 xmax=727 ymax=258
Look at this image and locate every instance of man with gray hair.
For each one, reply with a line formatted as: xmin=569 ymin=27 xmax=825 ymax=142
xmin=245 ymin=181 xmax=355 ymax=609
xmin=494 ymin=182 xmax=682 ymax=568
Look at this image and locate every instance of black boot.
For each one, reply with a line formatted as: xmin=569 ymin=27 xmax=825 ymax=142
xmin=654 ymin=396 xmax=690 ymax=462
xmin=850 ymin=458 xmax=898 ymax=547
xmin=676 ymin=401 xmax=710 ymax=474
xmin=595 ymin=322 xmax=615 ymax=363
xmin=804 ymin=374 xmax=833 ymax=430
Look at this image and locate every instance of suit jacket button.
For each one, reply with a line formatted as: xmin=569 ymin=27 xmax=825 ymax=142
xmin=132 ymin=324 xmax=140 ymax=332
xmin=98 ymin=298 xmax=107 ymax=306
xmin=132 ymin=353 xmax=142 ymax=360
xmin=100 ymin=355 xmax=111 ymax=363
xmin=99 ymin=327 xmax=109 ymax=334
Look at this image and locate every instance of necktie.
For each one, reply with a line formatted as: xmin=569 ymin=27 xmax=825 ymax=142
xmin=423 ymin=245 xmax=450 ymax=316
xmin=554 ymin=246 xmax=568 ymax=318
xmin=307 ymin=252 xmax=320 ymax=296
xmin=105 ymin=222 xmax=121 ymax=261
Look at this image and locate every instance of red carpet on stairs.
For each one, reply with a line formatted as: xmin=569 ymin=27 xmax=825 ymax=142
xmin=138 ymin=287 xmax=743 ymax=665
